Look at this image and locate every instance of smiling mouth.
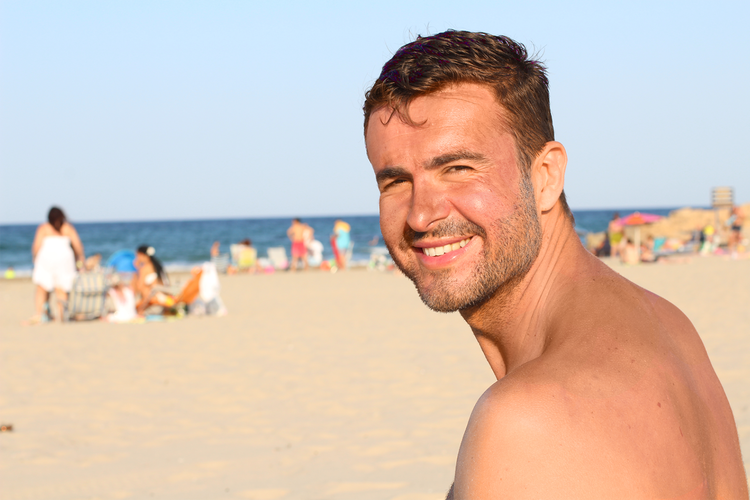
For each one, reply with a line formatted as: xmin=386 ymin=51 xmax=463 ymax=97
xmin=420 ymin=237 xmax=471 ymax=257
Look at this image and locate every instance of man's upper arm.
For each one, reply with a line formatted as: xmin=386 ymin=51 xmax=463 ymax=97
xmin=452 ymin=380 xmax=608 ymax=500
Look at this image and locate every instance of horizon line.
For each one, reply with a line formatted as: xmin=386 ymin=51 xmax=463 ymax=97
xmin=0 ymin=204 xmax=721 ymax=227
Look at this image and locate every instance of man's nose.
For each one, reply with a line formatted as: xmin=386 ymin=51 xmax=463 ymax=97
xmin=406 ymin=180 xmax=450 ymax=233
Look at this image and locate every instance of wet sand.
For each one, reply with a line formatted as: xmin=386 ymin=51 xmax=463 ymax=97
xmin=0 ymin=257 xmax=748 ymax=499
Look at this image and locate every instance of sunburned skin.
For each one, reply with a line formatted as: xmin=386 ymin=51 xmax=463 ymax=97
xmin=366 ymin=83 xmax=748 ymax=499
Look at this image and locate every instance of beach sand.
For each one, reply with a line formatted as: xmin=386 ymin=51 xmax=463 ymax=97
xmin=1 ymin=257 xmax=748 ymax=499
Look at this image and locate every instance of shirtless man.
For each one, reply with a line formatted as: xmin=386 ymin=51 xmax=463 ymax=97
xmin=287 ymin=218 xmax=310 ymax=271
xmin=363 ymin=31 xmax=747 ymax=499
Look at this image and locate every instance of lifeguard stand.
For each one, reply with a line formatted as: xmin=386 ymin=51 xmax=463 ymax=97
xmin=711 ymin=187 xmax=734 ymax=245
xmin=711 ymin=186 xmax=733 ymax=209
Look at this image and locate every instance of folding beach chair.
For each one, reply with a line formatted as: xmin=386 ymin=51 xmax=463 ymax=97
xmin=367 ymin=246 xmax=391 ymax=271
xmin=230 ymin=244 xmax=258 ymax=272
xmin=266 ymin=247 xmax=289 ymax=270
xmin=211 ymin=253 xmax=230 ymax=274
xmin=68 ymin=271 xmax=110 ymax=320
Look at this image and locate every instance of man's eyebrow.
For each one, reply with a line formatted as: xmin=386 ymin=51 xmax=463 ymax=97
xmin=376 ymin=166 xmax=410 ymax=184
xmin=425 ymin=151 xmax=489 ymax=169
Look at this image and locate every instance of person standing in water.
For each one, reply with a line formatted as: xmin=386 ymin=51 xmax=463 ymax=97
xmin=331 ymin=219 xmax=351 ymax=270
xmin=287 ymin=218 xmax=311 ymax=271
xmin=29 ymin=207 xmax=85 ymax=323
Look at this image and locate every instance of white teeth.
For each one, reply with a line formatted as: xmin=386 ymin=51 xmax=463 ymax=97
xmin=421 ymin=238 xmax=471 ymax=257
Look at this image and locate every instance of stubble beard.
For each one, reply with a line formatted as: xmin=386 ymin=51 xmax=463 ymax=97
xmin=386 ymin=176 xmax=543 ymax=313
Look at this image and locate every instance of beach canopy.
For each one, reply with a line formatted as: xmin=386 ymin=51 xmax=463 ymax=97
xmin=618 ymin=212 xmax=664 ymax=263
xmin=619 ymin=212 xmax=664 ymax=226
xmin=106 ymin=250 xmax=137 ymax=272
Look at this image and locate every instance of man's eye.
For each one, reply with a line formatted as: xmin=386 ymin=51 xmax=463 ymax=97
xmin=380 ymin=178 xmax=408 ymax=192
xmin=387 ymin=178 xmax=408 ymax=188
xmin=448 ymin=165 xmax=471 ymax=172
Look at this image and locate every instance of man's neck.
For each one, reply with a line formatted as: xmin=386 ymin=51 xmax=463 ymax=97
xmin=459 ymin=207 xmax=593 ymax=379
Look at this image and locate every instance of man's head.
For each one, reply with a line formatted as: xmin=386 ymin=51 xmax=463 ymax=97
xmin=364 ymin=31 xmax=569 ymax=312
xmin=364 ymin=30 xmax=571 ymax=219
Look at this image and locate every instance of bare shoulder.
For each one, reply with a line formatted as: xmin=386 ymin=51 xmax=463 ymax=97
xmin=36 ymin=222 xmax=52 ymax=235
xmin=453 ymin=364 xmax=721 ymax=499
xmin=453 ymin=369 xmax=621 ymax=499
xmin=61 ymin=222 xmax=79 ymax=237
xmin=452 ymin=288 xmax=748 ymax=500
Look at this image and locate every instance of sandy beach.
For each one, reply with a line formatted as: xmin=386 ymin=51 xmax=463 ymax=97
xmin=1 ymin=257 xmax=748 ymax=499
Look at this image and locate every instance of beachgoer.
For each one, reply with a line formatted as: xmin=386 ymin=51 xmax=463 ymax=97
xmin=287 ymin=218 xmax=310 ymax=271
xmin=84 ymin=253 xmax=102 ymax=272
xmin=28 ymin=207 xmax=85 ymax=323
xmin=307 ymin=239 xmax=324 ymax=267
xmin=593 ymin=232 xmax=611 ymax=257
xmin=608 ymin=212 xmax=624 ymax=258
xmin=701 ymin=223 xmax=716 ymax=255
xmin=230 ymin=239 xmax=260 ymax=273
xmin=210 ymin=241 xmax=230 ymax=274
xmin=728 ymin=205 xmax=745 ymax=258
xmin=132 ymin=245 xmax=173 ymax=314
xmin=210 ymin=241 xmax=221 ymax=258
xmin=104 ymin=274 xmax=137 ymax=323
xmin=363 ymin=30 xmax=747 ymax=498
xmin=330 ymin=219 xmax=351 ymax=270
xmin=620 ymin=238 xmax=640 ymax=265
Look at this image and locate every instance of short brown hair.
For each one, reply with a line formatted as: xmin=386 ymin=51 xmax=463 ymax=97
xmin=364 ymin=30 xmax=572 ymax=221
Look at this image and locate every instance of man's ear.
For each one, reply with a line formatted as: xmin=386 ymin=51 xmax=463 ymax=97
xmin=532 ymin=141 xmax=567 ymax=213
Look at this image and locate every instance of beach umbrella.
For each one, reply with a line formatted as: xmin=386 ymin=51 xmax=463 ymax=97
xmin=619 ymin=212 xmax=664 ymax=260
xmin=105 ymin=250 xmax=137 ymax=272
xmin=619 ymin=212 xmax=664 ymax=226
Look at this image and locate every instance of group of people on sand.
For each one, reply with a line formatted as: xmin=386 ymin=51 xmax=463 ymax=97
xmin=598 ymin=207 xmax=747 ymax=264
xmin=27 ymin=206 xmax=225 ymax=324
xmin=286 ymin=218 xmax=351 ymax=271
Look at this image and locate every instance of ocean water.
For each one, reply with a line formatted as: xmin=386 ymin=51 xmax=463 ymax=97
xmin=0 ymin=208 xmax=680 ymax=273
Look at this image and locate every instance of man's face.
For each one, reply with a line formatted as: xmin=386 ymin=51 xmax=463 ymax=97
xmin=365 ymin=83 xmax=542 ymax=312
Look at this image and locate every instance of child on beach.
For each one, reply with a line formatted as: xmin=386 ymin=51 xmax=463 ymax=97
xmin=104 ymin=274 xmax=137 ymax=323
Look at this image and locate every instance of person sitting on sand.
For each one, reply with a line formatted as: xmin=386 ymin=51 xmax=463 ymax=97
xmin=620 ymin=238 xmax=640 ymax=265
xmin=230 ymin=239 xmax=260 ymax=273
xmin=84 ymin=253 xmax=102 ymax=272
xmin=132 ymin=245 xmax=174 ymax=315
xmin=28 ymin=207 xmax=85 ymax=323
xmin=639 ymin=235 xmax=658 ymax=263
xmin=104 ymin=274 xmax=137 ymax=323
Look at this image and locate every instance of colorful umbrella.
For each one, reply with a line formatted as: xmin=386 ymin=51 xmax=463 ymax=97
xmin=619 ymin=212 xmax=664 ymax=226
xmin=618 ymin=212 xmax=664 ymax=262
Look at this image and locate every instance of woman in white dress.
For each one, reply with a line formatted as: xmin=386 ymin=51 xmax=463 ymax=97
xmin=29 ymin=207 xmax=85 ymax=323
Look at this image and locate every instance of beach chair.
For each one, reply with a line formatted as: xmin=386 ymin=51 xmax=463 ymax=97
xmin=344 ymin=242 xmax=354 ymax=267
xmin=266 ymin=247 xmax=289 ymax=270
xmin=210 ymin=253 xmax=230 ymax=274
xmin=230 ymin=244 xmax=258 ymax=272
xmin=367 ymin=246 xmax=391 ymax=271
xmin=68 ymin=271 xmax=110 ymax=320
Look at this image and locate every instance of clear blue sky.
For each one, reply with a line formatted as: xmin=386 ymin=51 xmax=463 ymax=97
xmin=1 ymin=0 xmax=748 ymax=224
